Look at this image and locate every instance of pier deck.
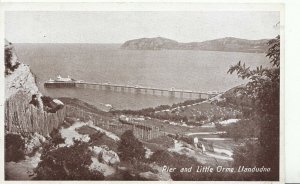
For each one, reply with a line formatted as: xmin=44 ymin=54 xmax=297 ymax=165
xmin=45 ymin=81 xmax=221 ymax=99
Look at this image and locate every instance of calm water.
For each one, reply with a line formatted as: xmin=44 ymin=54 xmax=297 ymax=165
xmin=14 ymin=44 xmax=269 ymax=110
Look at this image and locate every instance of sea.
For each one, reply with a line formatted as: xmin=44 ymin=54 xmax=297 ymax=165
xmin=14 ymin=44 xmax=269 ymax=110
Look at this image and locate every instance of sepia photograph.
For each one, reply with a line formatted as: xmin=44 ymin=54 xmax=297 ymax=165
xmin=3 ymin=5 xmax=283 ymax=182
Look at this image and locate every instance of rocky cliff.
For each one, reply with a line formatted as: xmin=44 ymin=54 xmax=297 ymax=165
xmin=121 ymin=37 xmax=270 ymax=53
xmin=4 ymin=40 xmax=65 ymax=136
xmin=5 ymin=40 xmax=41 ymax=102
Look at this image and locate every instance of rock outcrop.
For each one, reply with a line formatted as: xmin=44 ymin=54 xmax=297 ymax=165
xmin=23 ymin=133 xmax=46 ymax=155
xmin=5 ymin=40 xmax=65 ymax=136
xmin=90 ymin=145 xmax=120 ymax=165
xmin=121 ymin=37 xmax=270 ymax=53
xmin=30 ymin=95 xmax=64 ymax=113
xmin=5 ymin=40 xmax=41 ymax=102
xmin=89 ymin=146 xmax=120 ymax=176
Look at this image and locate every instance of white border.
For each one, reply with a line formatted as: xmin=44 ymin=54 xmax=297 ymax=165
xmin=0 ymin=2 xmax=288 ymax=184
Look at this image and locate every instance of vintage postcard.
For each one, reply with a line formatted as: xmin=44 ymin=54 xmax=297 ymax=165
xmin=1 ymin=2 xmax=284 ymax=183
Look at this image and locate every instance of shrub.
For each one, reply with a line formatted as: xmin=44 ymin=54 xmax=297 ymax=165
xmin=216 ymin=119 xmax=260 ymax=141
xmin=89 ymin=132 xmax=106 ymax=141
xmin=178 ymin=136 xmax=193 ymax=145
xmin=195 ymin=115 xmax=208 ymax=121
xmin=214 ymin=122 xmax=222 ymax=130
xmin=149 ymin=150 xmax=174 ymax=166
xmin=49 ymin=128 xmax=65 ymax=146
xmin=76 ymin=125 xmax=99 ymax=135
xmin=112 ymin=98 xmax=205 ymax=118
xmin=185 ymin=121 xmax=197 ymax=126
xmin=210 ymin=114 xmax=222 ymax=122
xmin=5 ymin=134 xmax=25 ymax=162
xmin=35 ymin=141 xmax=104 ymax=180
xmin=232 ymin=140 xmax=261 ymax=167
xmin=5 ymin=47 xmax=20 ymax=75
xmin=154 ymin=105 xmax=171 ymax=111
xmin=89 ymin=132 xmax=119 ymax=151
xmin=118 ymin=130 xmax=145 ymax=161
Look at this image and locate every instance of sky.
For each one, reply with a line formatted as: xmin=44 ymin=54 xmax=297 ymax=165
xmin=5 ymin=11 xmax=280 ymax=43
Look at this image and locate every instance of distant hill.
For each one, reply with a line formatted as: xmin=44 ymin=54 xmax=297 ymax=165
xmin=121 ymin=37 xmax=270 ymax=53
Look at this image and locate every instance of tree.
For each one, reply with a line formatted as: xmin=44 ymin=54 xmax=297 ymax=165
xmin=228 ymin=35 xmax=280 ymax=180
xmin=227 ymin=35 xmax=280 ymax=116
xmin=5 ymin=44 xmax=20 ymax=75
xmin=5 ymin=134 xmax=25 ymax=162
xmin=35 ymin=141 xmax=104 ymax=180
xmin=118 ymin=130 xmax=146 ymax=161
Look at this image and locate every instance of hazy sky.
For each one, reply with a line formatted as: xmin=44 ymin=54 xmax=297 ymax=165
xmin=5 ymin=11 xmax=280 ymax=43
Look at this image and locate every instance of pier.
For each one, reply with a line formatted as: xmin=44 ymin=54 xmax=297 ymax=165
xmin=45 ymin=81 xmax=220 ymax=99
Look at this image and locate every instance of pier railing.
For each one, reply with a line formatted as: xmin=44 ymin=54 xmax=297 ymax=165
xmin=46 ymin=81 xmax=219 ymax=99
xmin=74 ymin=82 xmax=218 ymax=99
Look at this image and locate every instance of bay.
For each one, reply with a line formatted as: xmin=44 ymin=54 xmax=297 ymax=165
xmin=14 ymin=43 xmax=269 ymax=110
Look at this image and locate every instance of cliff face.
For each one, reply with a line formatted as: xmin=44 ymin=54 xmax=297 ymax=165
xmin=4 ymin=40 xmax=64 ymax=136
xmin=5 ymin=40 xmax=41 ymax=102
xmin=121 ymin=37 xmax=270 ymax=53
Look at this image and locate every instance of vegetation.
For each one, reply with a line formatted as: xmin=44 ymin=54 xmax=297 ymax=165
xmin=216 ymin=119 xmax=261 ymax=141
xmin=171 ymin=98 xmax=205 ymax=108
xmin=58 ymin=97 xmax=110 ymax=116
xmin=113 ymin=98 xmax=204 ymax=115
xmin=35 ymin=140 xmax=104 ymax=180
xmin=5 ymin=46 xmax=20 ymax=75
xmin=232 ymin=140 xmax=262 ymax=167
xmin=5 ymin=134 xmax=25 ymax=162
xmin=49 ymin=128 xmax=65 ymax=146
xmin=227 ymin=35 xmax=280 ymax=180
xmin=89 ymin=132 xmax=119 ymax=152
xmin=112 ymin=98 xmax=205 ymax=123
xmin=118 ymin=130 xmax=146 ymax=161
xmin=76 ymin=125 xmax=99 ymax=135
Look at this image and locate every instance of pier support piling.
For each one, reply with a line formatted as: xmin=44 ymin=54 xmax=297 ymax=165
xmin=169 ymin=91 xmax=175 ymax=97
